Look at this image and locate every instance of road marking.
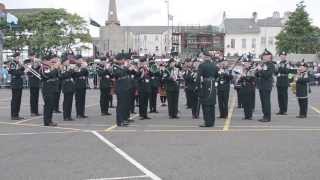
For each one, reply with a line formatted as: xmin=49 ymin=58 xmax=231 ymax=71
xmin=105 ymin=125 xmax=117 ymax=132
xmin=223 ymin=93 xmax=236 ymax=131
xmin=14 ymin=116 xmax=43 ymax=124
xmin=129 ymin=114 xmax=140 ymax=120
xmin=311 ymin=106 xmax=320 ymax=114
xmin=0 ymin=131 xmax=79 ymax=136
xmin=0 ymin=121 xmax=84 ymax=132
xmin=91 ymin=131 xmax=162 ymax=180
xmin=87 ymin=175 xmax=149 ymax=180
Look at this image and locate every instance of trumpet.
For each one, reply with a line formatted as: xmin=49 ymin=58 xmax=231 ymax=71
xmin=24 ymin=59 xmax=42 ymax=80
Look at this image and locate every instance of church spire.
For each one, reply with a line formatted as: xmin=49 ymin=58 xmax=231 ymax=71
xmin=106 ymin=0 xmax=120 ymax=26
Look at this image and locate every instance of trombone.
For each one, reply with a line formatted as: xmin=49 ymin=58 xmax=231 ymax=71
xmin=23 ymin=59 xmax=42 ymax=80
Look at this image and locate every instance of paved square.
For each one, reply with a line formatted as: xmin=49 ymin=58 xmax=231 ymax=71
xmin=0 ymin=87 xmax=320 ymax=180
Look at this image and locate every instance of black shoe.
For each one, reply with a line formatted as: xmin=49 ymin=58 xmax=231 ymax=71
xmin=101 ymin=112 xmax=112 ymax=116
xmin=276 ymin=112 xmax=283 ymax=115
xmin=128 ymin=119 xmax=135 ymax=123
xmin=173 ymin=116 xmax=180 ymax=119
xmin=199 ymin=124 xmax=214 ymax=128
xmin=54 ymin=110 xmax=62 ymax=114
xmin=258 ymin=119 xmax=270 ymax=123
xmin=131 ymin=112 xmax=137 ymax=114
xmin=48 ymin=122 xmax=58 ymax=127
xmin=64 ymin=118 xmax=75 ymax=121
xmin=12 ymin=116 xmax=24 ymax=120
xmin=296 ymin=115 xmax=307 ymax=119
xmin=77 ymin=115 xmax=88 ymax=119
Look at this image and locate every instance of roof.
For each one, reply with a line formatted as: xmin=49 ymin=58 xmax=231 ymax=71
xmin=224 ymin=18 xmax=260 ymax=34
xmin=7 ymin=8 xmax=53 ymax=16
xmin=224 ymin=17 xmax=284 ymax=34
xmin=257 ymin=17 xmax=283 ymax=27
xmin=121 ymin=26 xmax=170 ymax=34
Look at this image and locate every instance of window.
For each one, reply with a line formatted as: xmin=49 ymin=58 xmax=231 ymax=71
xmin=231 ymin=39 xmax=235 ymax=49
xmin=252 ymin=38 xmax=256 ymax=49
xmin=242 ymin=39 xmax=247 ymax=49
xmin=268 ymin=37 xmax=274 ymax=46
xmin=261 ymin=37 xmax=266 ymax=45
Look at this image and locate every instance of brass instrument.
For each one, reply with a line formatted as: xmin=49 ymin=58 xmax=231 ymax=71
xmin=23 ymin=59 xmax=42 ymax=80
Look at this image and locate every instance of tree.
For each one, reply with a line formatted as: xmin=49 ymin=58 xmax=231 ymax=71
xmin=276 ymin=1 xmax=320 ymax=54
xmin=4 ymin=9 xmax=91 ymax=57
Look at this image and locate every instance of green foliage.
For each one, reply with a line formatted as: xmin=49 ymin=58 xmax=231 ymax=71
xmin=3 ymin=9 xmax=91 ymax=57
xmin=276 ymin=1 xmax=320 ymax=54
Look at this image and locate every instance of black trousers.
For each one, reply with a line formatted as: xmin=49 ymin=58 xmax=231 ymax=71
xmin=277 ymin=86 xmax=288 ymax=113
xmin=30 ymin=87 xmax=40 ymax=114
xmin=43 ymin=91 xmax=55 ymax=126
xmin=129 ymin=88 xmax=135 ymax=113
xmin=236 ymin=89 xmax=242 ymax=108
xmin=75 ymin=88 xmax=86 ymax=116
xmin=202 ymin=105 xmax=215 ymax=126
xmin=167 ymin=90 xmax=179 ymax=118
xmin=259 ymin=89 xmax=272 ymax=120
xmin=149 ymin=87 xmax=158 ymax=112
xmin=298 ymin=98 xmax=308 ymax=116
xmin=63 ymin=92 xmax=74 ymax=119
xmin=139 ymin=91 xmax=150 ymax=118
xmin=53 ymin=89 xmax=61 ymax=111
xmin=185 ymin=89 xmax=192 ymax=108
xmin=100 ymin=88 xmax=111 ymax=114
xmin=11 ymin=88 xmax=22 ymax=117
xmin=190 ymin=91 xmax=199 ymax=118
xmin=116 ymin=91 xmax=130 ymax=126
xmin=218 ymin=90 xmax=230 ymax=118
xmin=242 ymin=89 xmax=255 ymax=119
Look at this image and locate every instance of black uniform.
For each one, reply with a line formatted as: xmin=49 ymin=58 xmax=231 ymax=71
xmin=275 ymin=60 xmax=292 ymax=115
xmin=27 ymin=62 xmax=41 ymax=116
xmin=217 ymin=69 xmax=233 ymax=119
xmin=239 ymin=70 xmax=256 ymax=120
xmin=184 ymin=69 xmax=200 ymax=119
xmin=41 ymin=66 xmax=59 ymax=126
xmin=9 ymin=63 xmax=25 ymax=120
xmin=149 ymin=68 xmax=161 ymax=113
xmin=198 ymin=59 xmax=218 ymax=127
xmin=137 ymin=67 xmax=151 ymax=119
xmin=296 ymin=72 xmax=310 ymax=118
xmin=163 ymin=67 xmax=180 ymax=119
xmin=53 ymin=74 xmax=62 ymax=113
xmin=61 ymin=67 xmax=75 ymax=121
xmin=256 ymin=61 xmax=275 ymax=122
xmin=98 ymin=67 xmax=113 ymax=116
xmin=184 ymin=69 xmax=193 ymax=109
xmin=112 ymin=64 xmax=131 ymax=126
xmin=74 ymin=68 xmax=88 ymax=118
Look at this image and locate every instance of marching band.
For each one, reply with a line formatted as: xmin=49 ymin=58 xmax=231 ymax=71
xmin=6 ymin=49 xmax=313 ymax=127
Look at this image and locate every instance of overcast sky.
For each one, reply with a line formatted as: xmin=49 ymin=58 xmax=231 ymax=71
xmin=2 ymin=0 xmax=320 ymax=37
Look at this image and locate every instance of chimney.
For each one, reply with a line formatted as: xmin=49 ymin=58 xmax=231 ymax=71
xmin=272 ymin=11 xmax=280 ymax=18
xmin=252 ymin=12 xmax=258 ymax=23
xmin=223 ymin=11 xmax=226 ymax=21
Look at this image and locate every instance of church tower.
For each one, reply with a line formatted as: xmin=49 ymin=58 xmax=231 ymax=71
xmin=106 ymin=0 xmax=120 ymax=26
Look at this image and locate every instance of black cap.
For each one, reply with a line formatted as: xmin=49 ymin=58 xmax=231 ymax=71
xmin=75 ymin=54 xmax=83 ymax=60
xmin=12 ymin=52 xmax=20 ymax=58
xmin=262 ymin=49 xmax=272 ymax=56
xmin=279 ymin=51 xmax=287 ymax=56
xmin=24 ymin=59 xmax=32 ymax=64
xmin=168 ymin=58 xmax=175 ymax=64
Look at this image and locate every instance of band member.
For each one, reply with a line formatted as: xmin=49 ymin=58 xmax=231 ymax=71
xmin=128 ymin=61 xmax=138 ymax=114
xmin=256 ymin=49 xmax=275 ymax=122
xmin=275 ymin=52 xmax=292 ymax=115
xmin=185 ymin=59 xmax=200 ymax=119
xmin=53 ymin=54 xmax=62 ymax=114
xmin=9 ymin=52 xmax=25 ymax=120
xmin=41 ymin=54 xmax=59 ymax=126
xmin=74 ymin=55 xmax=89 ymax=119
xmin=149 ymin=59 xmax=161 ymax=113
xmin=217 ymin=61 xmax=233 ymax=119
xmin=239 ymin=62 xmax=256 ymax=120
xmin=198 ymin=56 xmax=219 ymax=127
xmin=295 ymin=62 xmax=310 ymax=118
xmin=97 ymin=58 xmax=112 ymax=116
xmin=26 ymin=52 xmax=42 ymax=117
xmin=183 ymin=58 xmax=193 ymax=109
xmin=137 ymin=57 xmax=152 ymax=120
xmin=159 ymin=63 xmax=167 ymax=106
xmin=60 ymin=54 xmax=75 ymax=121
xmin=112 ymin=56 xmax=131 ymax=126
xmin=163 ymin=58 xmax=180 ymax=119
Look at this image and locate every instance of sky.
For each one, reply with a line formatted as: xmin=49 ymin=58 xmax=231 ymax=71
xmin=2 ymin=0 xmax=320 ymax=37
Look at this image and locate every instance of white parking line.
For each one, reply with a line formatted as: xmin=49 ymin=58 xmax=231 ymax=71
xmin=87 ymin=175 xmax=149 ymax=180
xmin=91 ymin=131 xmax=162 ymax=180
xmin=0 ymin=131 xmax=78 ymax=136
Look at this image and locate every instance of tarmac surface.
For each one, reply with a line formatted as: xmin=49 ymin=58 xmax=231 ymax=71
xmin=0 ymin=86 xmax=320 ymax=180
